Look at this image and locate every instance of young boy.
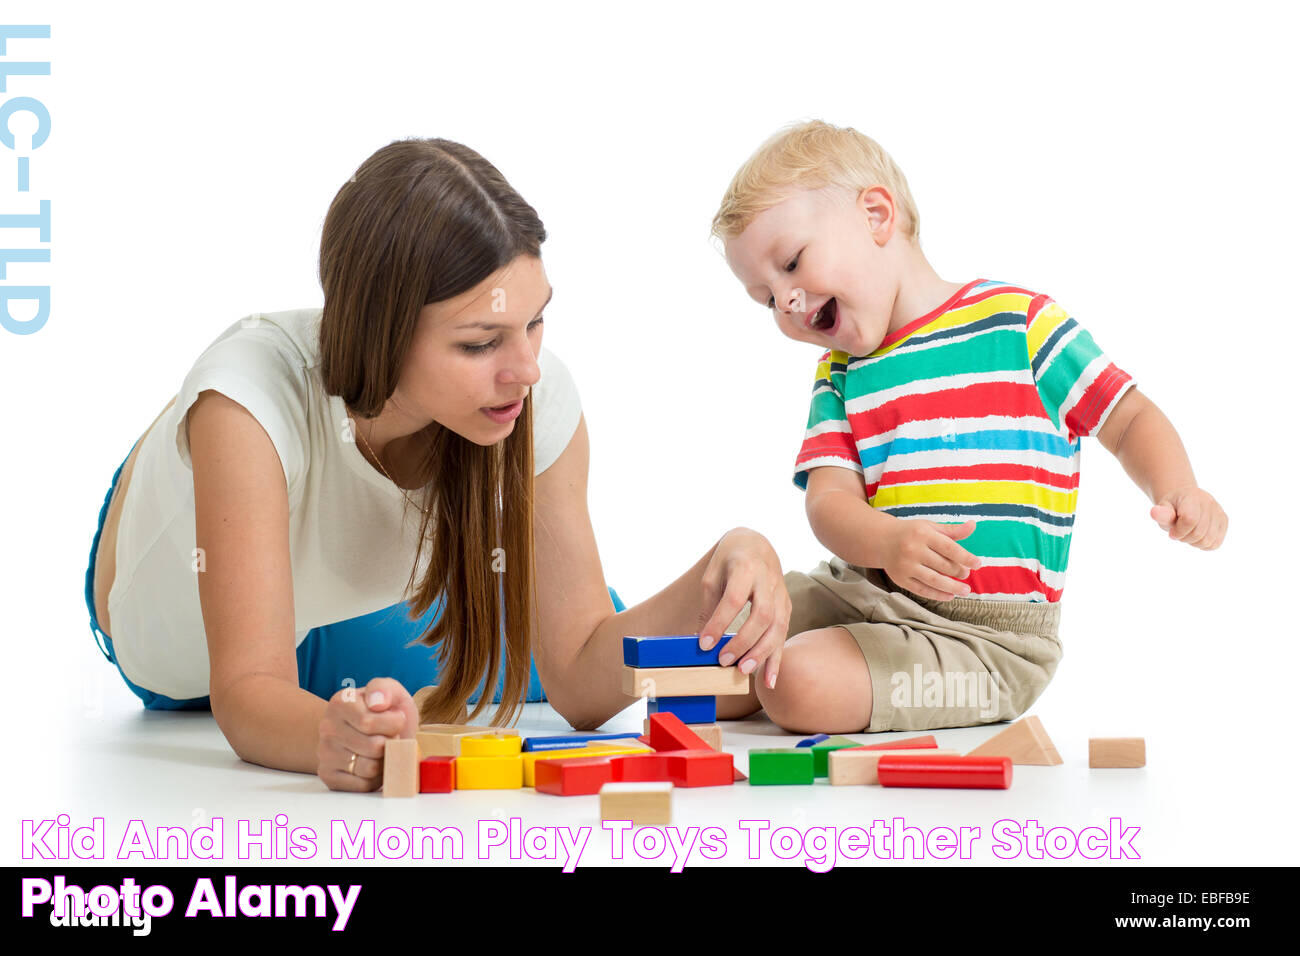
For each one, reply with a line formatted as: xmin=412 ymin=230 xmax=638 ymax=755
xmin=711 ymin=120 xmax=1227 ymax=734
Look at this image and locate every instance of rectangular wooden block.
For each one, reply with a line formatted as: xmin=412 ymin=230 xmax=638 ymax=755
xmin=829 ymin=747 xmax=962 ymax=786
xmin=623 ymin=665 xmax=749 ymax=698
xmin=611 ymin=753 xmax=672 ymax=782
xmin=587 ymin=738 xmax=653 ymax=753
xmin=647 ymin=696 xmax=717 ymax=724
xmin=522 ymin=744 xmax=648 ymax=786
xmin=747 ymin=748 xmax=815 ymax=785
xmin=454 ymin=755 xmax=524 ymax=789
xmin=419 ymin=755 xmax=456 ymax=793
xmin=523 ymin=731 xmax=654 ymax=752
xmin=854 ymin=734 xmax=939 ymax=752
xmin=416 ymin=723 xmax=495 ymax=758
xmin=600 ymin=782 xmax=672 ymax=825
xmin=534 ymin=757 xmax=615 ymax=796
xmin=1089 ymin=737 xmax=1145 ymax=768
xmin=666 ymin=750 xmax=734 ymax=788
xmin=623 ymin=634 xmax=735 ymax=667
xmin=382 ymin=738 xmax=419 ymax=797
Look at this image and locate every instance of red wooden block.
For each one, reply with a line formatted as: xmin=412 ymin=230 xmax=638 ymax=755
xmin=611 ymin=752 xmax=671 ymax=782
xmin=848 ymin=735 xmax=939 ymax=752
xmin=648 ymin=712 xmax=716 ymax=752
xmin=877 ymin=754 xmax=1012 ymax=790
xmin=733 ymin=766 xmax=747 ymax=782
xmin=419 ymin=755 xmax=456 ymax=793
xmin=666 ymin=749 xmax=734 ymax=787
xmin=636 ymin=735 xmax=651 ymax=746
xmin=534 ymin=757 xmax=615 ymax=796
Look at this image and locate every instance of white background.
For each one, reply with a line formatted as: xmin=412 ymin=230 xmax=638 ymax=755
xmin=2 ymin=0 xmax=1296 ymax=870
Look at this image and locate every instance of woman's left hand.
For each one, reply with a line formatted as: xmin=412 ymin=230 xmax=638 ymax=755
xmin=696 ymin=527 xmax=792 ymax=690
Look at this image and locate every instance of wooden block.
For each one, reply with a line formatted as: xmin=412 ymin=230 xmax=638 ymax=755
xmin=416 ymin=724 xmax=495 ymax=758
xmin=877 ymin=754 xmax=1013 ymax=789
xmin=523 ymin=744 xmax=648 ymax=786
xmin=459 ymin=732 xmax=522 ymax=757
xmin=419 ymin=755 xmax=456 ymax=793
xmin=611 ymin=753 xmax=672 ymax=782
xmin=853 ymin=734 xmax=938 ymax=752
xmin=382 ymin=738 xmax=419 ymax=797
xmin=623 ymin=634 xmax=734 ymax=667
xmin=1089 ymin=737 xmax=1145 ymax=768
xmin=600 ymin=782 xmax=672 ymax=825
xmin=829 ymin=748 xmax=961 ymax=786
xmin=454 ymin=755 xmax=524 ymax=789
xmin=747 ymin=748 xmax=815 ymax=785
xmin=647 ymin=712 xmax=717 ymax=752
xmin=666 ymin=750 xmax=734 ymax=788
xmin=645 ymin=719 xmax=724 ymax=751
xmin=647 ymin=696 xmax=717 ymax=723
xmin=623 ymin=665 xmax=749 ymax=698
xmin=810 ymin=736 xmax=865 ymax=777
xmin=534 ymin=757 xmax=615 ymax=796
xmin=967 ymin=716 xmax=1063 ymax=765
xmin=587 ymin=738 xmax=653 ymax=753
xmin=524 ymin=731 xmax=655 ymax=752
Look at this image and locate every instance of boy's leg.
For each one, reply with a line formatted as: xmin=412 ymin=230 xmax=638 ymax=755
xmin=752 ymin=625 xmax=872 ymax=733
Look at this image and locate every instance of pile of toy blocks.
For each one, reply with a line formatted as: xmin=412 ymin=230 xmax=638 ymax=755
xmin=622 ymin=633 xmax=749 ymax=725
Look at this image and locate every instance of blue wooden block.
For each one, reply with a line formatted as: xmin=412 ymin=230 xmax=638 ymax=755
xmin=623 ymin=634 xmax=735 ymax=668
xmin=522 ymin=732 xmax=647 ymax=752
xmin=647 ymin=695 xmax=716 ymax=724
xmin=796 ymin=734 xmax=830 ymax=748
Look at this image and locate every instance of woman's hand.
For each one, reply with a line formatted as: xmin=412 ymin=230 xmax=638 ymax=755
xmin=316 ymin=678 xmax=418 ymax=792
xmin=882 ymin=518 xmax=982 ymax=601
xmin=696 ymin=528 xmax=792 ymax=691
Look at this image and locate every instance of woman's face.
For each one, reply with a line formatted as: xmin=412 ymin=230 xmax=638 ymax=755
xmin=397 ymin=254 xmax=550 ymax=445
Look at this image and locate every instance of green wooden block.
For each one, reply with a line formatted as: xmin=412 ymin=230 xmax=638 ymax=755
xmin=747 ymin=748 xmax=815 ymax=785
xmin=811 ymin=736 xmax=863 ymax=777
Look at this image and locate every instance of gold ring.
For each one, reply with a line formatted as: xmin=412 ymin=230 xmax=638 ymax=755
xmin=347 ymin=752 xmax=358 ymax=775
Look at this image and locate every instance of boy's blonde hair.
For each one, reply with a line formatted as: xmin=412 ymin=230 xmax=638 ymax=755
xmin=710 ymin=119 xmax=921 ymax=246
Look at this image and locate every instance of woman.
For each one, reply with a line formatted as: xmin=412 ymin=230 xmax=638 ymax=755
xmin=85 ymin=138 xmax=790 ymax=792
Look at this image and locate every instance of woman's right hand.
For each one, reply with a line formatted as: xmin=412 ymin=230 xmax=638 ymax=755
xmin=317 ymin=678 xmax=419 ymax=792
xmin=882 ymin=518 xmax=982 ymax=601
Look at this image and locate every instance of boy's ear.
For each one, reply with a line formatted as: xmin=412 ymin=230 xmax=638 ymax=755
xmin=857 ymin=186 xmax=896 ymax=242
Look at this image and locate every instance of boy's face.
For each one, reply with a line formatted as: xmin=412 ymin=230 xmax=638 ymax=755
xmin=724 ymin=185 xmax=903 ymax=356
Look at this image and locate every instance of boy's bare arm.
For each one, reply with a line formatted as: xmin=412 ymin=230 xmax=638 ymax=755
xmin=1096 ymin=387 xmax=1228 ymax=549
xmin=805 ymin=466 xmax=980 ymax=600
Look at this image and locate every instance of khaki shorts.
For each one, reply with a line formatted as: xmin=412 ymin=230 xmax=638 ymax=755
xmin=732 ymin=557 xmax=1063 ymax=733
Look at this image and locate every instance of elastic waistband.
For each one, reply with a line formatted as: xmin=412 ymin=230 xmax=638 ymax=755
xmin=856 ymin=564 xmax=1061 ymax=639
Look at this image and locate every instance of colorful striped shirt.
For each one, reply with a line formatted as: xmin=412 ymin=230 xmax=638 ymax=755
xmin=793 ymin=278 xmax=1135 ymax=602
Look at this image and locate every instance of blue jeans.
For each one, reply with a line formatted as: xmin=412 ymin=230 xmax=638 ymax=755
xmin=85 ymin=439 xmax=625 ymax=710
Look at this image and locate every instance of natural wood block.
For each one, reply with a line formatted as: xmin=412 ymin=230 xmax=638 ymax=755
xmin=454 ymin=755 xmax=524 ymax=789
xmin=1089 ymin=737 xmax=1145 ymax=768
xmin=600 ymin=782 xmax=672 ymax=825
xmin=829 ymin=748 xmax=961 ymax=786
xmin=622 ymin=665 xmax=750 ymax=698
xmin=967 ymin=716 xmax=1063 ymax=765
xmin=644 ymin=719 xmax=722 ymax=750
xmin=416 ymin=724 xmax=495 ymax=758
xmin=382 ymin=738 xmax=419 ymax=797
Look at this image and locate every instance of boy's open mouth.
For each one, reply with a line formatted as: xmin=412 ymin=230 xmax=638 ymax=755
xmin=810 ymin=297 xmax=838 ymax=332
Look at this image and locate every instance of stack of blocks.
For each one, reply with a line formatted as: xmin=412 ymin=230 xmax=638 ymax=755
xmin=622 ymin=633 xmax=749 ymax=726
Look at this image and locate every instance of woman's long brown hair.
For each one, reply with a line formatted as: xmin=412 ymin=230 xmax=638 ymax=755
xmin=317 ymin=138 xmax=543 ymax=728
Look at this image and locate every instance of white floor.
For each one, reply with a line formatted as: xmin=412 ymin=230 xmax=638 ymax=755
xmin=14 ymin=670 xmax=1293 ymax=869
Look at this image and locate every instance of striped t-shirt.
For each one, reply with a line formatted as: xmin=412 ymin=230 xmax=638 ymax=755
xmin=793 ymin=278 xmax=1134 ymax=602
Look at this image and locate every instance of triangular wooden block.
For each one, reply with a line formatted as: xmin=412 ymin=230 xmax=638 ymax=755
xmin=966 ymin=715 xmax=1062 ymax=765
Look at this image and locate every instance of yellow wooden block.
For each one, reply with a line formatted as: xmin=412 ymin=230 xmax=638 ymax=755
xmin=600 ymin=782 xmax=672 ymax=825
xmin=622 ymin=665 xmax=749 ymax=698
xmin=588 ymin=739 xmax=653 ymax=753
xmin=416 ymin=724 xmax=495 ymax=758
xmin=454 ymin=755 xmax=524 ymax=789
xmin=522 ymin=745 xmax=648 ymax=786
xmin=460 ymin=732 xmax=523 ymax=757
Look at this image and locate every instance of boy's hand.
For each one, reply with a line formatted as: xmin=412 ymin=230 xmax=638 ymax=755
xmin=1150 ymin=486 xmax=1228 ymax=550
xmin=883 ymin=519 xmax=982 ymax=601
